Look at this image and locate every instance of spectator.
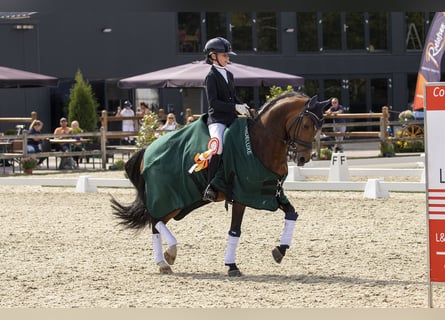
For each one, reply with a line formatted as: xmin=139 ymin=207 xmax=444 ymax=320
xmin=70 ymin=120 xmax=84 ymax=166
xmin=139 ymin=102 xmax=151 ymax=116
xmin=116 ymin=100 xmax=136 ymax=144
xmin=27 ymin=120 xmax=43 ymax=153
xmin=161 ymin=113 xmax=179 ymax=131
xmin=53 ymin=117 xmax=73 ymax=169
xmin=325 ymin=97 xmax=347 ymax=152
xmin=27 ymin=120 xmax=46 ymax=166
xmin=186 ymin=116 xmax=195 ymax=125
xmin=53 ymin=117 xmax=72 ymax=152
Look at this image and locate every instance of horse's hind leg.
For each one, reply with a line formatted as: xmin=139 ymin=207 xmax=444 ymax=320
xmin=155 ymin=221 xmax=177 ymax=265
xmin=152 ymin=233 xmax=172 ymax=274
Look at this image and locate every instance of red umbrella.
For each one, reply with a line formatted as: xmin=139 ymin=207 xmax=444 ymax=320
xmin=118 ymin=60 xmax=303 ymax=88
xmin=0 ymin=66 xmax=59 ymax=88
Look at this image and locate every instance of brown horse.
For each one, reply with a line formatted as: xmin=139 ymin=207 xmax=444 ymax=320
xmin=111 ymin=92 xmax=330 ymax=276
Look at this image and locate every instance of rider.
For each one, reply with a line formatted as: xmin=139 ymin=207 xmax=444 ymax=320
xmin=202 ymin=37 xmax=250 ymax=202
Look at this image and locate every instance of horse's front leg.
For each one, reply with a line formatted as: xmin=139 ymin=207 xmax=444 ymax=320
xmin=224 ymin=201 xmax=246 ymax=277
xmin=272 ymin=202 xmax=298 ymax=263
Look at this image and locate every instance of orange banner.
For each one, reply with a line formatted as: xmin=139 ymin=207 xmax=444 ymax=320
xmin=413 ymin=12 xmax=445 ymax=110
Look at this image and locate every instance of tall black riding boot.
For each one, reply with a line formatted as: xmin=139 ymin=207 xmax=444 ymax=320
xmin=202 ymin=154 xmax=221 ymax=202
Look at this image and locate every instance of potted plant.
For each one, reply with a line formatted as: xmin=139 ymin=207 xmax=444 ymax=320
xmin=20 ymin=157 xmax=38 ymax=174
xmin=319 ymin=148 xmax=332 ymax=160
xmin=379 ymin=141 xmax=395 ymax=157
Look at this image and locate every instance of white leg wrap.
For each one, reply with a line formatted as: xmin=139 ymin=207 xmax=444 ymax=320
xmin=280 ymin=219 xmax=296 ymax=247
xmin=152 ymin=233 xmax=164 ymax=264
xmin=155 ymin=221 xmax=177 ymax=247
xmin=224 ymin=234 xmax=240 ymax=265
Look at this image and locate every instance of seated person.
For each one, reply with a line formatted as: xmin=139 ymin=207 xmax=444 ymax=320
xmin=70 ymin=120 xmax=84 ymax=166
xmin=53 ymin=117 xmax=72 ymax=169
xmin=53 ymin=117 xmax=72 ymax=151
xmin=161 ymin=113 xmax=179 ymax=131
xmin=27 ymin=119 xmax=46 ymax=165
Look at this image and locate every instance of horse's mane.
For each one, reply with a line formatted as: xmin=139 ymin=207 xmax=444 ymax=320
xmin=255 ymin=91 xmax=308 ymax=120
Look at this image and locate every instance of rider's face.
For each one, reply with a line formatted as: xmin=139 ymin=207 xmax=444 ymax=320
xmin=214 ymin=53 xmax=229 ymax=67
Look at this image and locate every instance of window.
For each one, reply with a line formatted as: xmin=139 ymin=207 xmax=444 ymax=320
xmin=405 ymin=12 xmax=436 ymax=50
xmin=368 ymin=12 xmax=388 ymax=51
xmin=178 ymin=12 xmax=201 ymax=53
xmin=370 ymin=78 xmax=389 ymax=112
xmin=345 ymin=13 xmax=365 ymax=50
xmin=206 ymin=12 xmax=227 ymax=40
xmin=302 ymin=79 xmax=320 ymax=98
xmin=322 ymin=12 xmax=341 ymax=51
xmin=231 ymin=12 xmax=253 ymax=51
xmin=179 ymin=12 xmax=278 ymax=53
xmin=348 ymin=78 xmax=367 ymax=113
xmin=296 ymin=12 xmax=318 ymax=52
xmin=324 ymin=79 xmax=342 ymax=100
xmin=256 ymin=12 xmax=278 ymax=52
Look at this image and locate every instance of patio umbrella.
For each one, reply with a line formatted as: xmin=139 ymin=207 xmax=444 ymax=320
xmin=118 ymin=60 xmax=304 ymax=88
xmin=0 ymin=66 xmax=59 ymax=88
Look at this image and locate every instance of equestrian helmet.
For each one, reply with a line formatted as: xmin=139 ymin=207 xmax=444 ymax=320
xmin=204 ymin=37 xmax=236 ymax=64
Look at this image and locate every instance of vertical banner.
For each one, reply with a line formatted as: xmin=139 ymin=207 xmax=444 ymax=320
xmin=425 ymin=83 xmax=445 ymax=307
xmin=413 ymin=13 xmax=445 ymax=111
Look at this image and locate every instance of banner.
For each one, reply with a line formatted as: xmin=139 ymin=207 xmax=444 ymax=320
xmin=413 ymin=12 xmax=445 ymax=110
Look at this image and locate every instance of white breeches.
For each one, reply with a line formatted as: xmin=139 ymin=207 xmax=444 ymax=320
xmin=208 ymin=123 xmax=226 ymax=155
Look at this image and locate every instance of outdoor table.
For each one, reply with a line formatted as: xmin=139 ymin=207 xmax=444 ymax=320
xmin=49 ymin=138 xmax=91 ymax=169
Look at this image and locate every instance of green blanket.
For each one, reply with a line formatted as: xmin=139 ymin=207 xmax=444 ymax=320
xmin=142 ymin=114 xmax=289 ymax=220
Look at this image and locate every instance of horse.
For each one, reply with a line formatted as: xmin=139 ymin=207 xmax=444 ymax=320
xmin=111 ymin=92 xmax=330 ymax=276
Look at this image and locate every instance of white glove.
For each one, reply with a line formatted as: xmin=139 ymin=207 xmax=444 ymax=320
xmin=235 ymin=104 xmax=250 ymax=117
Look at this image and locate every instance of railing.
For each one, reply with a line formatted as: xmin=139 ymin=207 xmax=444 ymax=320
xmin=1 ymin=108 xmax=426 ymax=172
xmin=314 ymin=106 xmax=390 ymax=156
xmin=0 ymin=111 xmax=37 ymax=126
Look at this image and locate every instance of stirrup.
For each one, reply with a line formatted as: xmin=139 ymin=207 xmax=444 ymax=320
xmin=203 ymin=184 xmax=217 ymax=202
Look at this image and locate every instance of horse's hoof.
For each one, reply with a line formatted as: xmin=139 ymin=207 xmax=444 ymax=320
xmin=157 ymin=261 xmax=173 ymax=274
xmin=228 ymin=269 xmax=242 ymax=277
xmin=164 ymin=245 xmax=177 ymax=265
xmin=272 ymin=247 xmax=284 ymax=264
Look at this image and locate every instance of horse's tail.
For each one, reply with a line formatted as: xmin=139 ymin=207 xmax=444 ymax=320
xmin=111 ymin=148 xmax=153 ymax=230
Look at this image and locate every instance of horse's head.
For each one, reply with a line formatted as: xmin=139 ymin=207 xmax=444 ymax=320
xmin=287 ymin=95 xmax=331 ymax=165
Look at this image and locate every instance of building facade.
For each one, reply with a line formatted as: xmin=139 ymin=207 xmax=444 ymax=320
xmin=0 ymin=7 xmax=440 ymax=130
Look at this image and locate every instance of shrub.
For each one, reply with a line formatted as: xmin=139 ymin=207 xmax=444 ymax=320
xmin=319 ymin=148 xmax=332 ymax=160
xmin=136 ymin=112 xmax=160 ymax=149
xmin=379 ymin=141 xmax=395 ymax=157
xmin=114 ymin=159 xmax=125 ymax=170
xmin=266 ymin=85 xmax=294 ymax=100
xmin=20 ymin=157 xmax=38 ymax=170
xmin=67 ymin=69 xmax=99 ymax=132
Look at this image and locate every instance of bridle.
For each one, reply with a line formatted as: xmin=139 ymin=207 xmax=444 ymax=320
xmin=286 ymin=105 xmax=324 ymax=151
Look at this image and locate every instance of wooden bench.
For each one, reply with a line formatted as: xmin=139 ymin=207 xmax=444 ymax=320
xmin=0 ymin=153 xmax=23 ymax=173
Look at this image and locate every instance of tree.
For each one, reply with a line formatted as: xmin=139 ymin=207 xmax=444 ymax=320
xmin=67 ymin=69 xmax=99 ymax=132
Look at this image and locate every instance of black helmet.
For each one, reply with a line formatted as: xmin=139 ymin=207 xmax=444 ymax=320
xmin=204 ymin=37 xmax=236 ymax=64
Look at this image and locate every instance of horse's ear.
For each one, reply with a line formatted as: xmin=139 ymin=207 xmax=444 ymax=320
xmin=307 ymin=95 xmax=330 ymax=119
xmin=318 ymin=97 xmax=332 ymax=113
xmin=307 ymin=95 xmax=318 ymax=108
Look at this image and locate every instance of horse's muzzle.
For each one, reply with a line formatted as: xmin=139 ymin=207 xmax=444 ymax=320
xmin=297 ymin=156 xmax=308 ymax=166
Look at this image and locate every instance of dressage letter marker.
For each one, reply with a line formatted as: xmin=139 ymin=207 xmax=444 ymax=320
xmin=425 ymin=82 xmax=445 ymax=306
xmin=328 ymin=153 xmax=350 ymax=181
